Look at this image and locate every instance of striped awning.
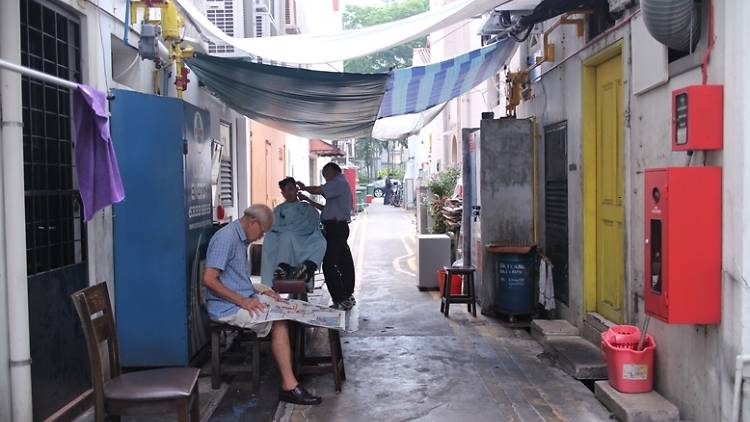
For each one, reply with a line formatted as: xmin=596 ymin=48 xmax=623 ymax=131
xmin=378 ymin=37 xmax=516 ymax=118
xmin=188 ymin=39 xmax=516 ymax=140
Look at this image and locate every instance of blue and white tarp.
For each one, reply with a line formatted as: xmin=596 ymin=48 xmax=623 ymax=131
xmin=378 ymin=37 xmax=516 ymax=118
xmin=189 ymin=38 xmax=516 ymax=140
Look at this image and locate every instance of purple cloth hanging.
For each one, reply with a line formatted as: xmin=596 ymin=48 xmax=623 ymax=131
xmin=72 ymin=85 xmax=125 ymax=222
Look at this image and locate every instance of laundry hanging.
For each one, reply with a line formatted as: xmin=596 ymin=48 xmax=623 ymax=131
xmin=378 ymin=37 xmax=517 ymax=118
xmin=72 ymin=85 xmax=126 ymax=221
xmin=187 ymin=54 xmax=389 ymax=139
xmin=175 ymin=0 xmax=538 ymax=65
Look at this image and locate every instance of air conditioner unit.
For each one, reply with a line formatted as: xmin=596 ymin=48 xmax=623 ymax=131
xmin=284 ymin=0 xmax=300 ymax=34
xmin=256 ymin=12 xmax=270 ymax=37
xmin=206 ymin=0 xmax=225 ymax=11
xmin=205 ymin=0 xmax=245 ymax=56
xmin=255 ymin=0 xmax=269 ymax=13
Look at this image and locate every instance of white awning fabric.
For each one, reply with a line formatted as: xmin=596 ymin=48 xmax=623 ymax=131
xmin=175 ymin=0 xmax=537 ymax=64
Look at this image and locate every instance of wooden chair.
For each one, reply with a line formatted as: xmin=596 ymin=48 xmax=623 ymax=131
xmin=71 ymin=283 xmax=200 ymax=422
xmin=208 ymin=242 xmax=265 ymax=390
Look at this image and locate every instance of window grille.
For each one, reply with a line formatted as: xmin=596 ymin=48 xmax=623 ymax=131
xmin=20 ymin=0 xmax=86 ymax=275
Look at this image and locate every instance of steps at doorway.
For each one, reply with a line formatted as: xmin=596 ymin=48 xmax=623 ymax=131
xmin=582 ymin=312 xmax=616 ymax=346
xmin=531 ymin=319 xmax=579 ymax=346
xmin=595 ymin=381 xmax=680 ymax=422
xmin=543 ymin=335 xmax=608 ymax=380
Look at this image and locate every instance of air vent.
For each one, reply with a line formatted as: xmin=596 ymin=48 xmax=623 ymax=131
xmin=219 ymin=159 xmax=234 ymax=206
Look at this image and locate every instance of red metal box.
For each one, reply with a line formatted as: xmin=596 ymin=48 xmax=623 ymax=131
xmin=672 ymin=85 xmax=723 ymax=151
xmin=644 ymin=167 xmax=722 ymax=324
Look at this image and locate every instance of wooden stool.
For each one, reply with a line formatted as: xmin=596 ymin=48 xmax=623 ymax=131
xmin=210 ymin=321 xmax=261 ymax=390
xmin=294 ymin=327 xmax=346 ymax=392
xmin=440 ymin=266 xmax=477 ymax=317
xmin=272 ymin=280 xmax=346 ymax=392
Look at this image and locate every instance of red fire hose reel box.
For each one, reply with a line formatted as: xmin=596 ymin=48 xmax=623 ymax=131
xmin=644 ymin=167 xmax=722 ymax=324
xmin=672 ymin=85 xmax=723 ymax=151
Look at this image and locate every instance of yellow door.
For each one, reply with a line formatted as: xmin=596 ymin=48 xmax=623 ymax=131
xmin=594 ymin=55 xmax=624 ymax=323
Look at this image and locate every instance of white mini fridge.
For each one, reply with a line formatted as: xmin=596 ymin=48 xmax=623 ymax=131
xmin=417 ymin=234 xmax=451 ymax=290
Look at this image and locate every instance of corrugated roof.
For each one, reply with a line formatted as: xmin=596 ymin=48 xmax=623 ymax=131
xmin=309 ymin=139 xmax=344 ymax=157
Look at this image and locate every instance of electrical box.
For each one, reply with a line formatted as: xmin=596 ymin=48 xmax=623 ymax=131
xmin=417 ymin=234 xmax=451 ymax=291
xmin=672 ymin=85 xmax=723 ymax=151
xmin=644 ymin=167 xmax=722 ymax=324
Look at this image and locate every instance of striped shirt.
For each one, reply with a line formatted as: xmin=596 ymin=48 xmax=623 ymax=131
xmin=205 ymin=220 xmax=256 ymax=319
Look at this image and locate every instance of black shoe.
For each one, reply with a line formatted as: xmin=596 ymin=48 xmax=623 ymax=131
xmin=279 ymin=385 xmax=322 ymax=405
xmin=339 ymin=298 xmax=354 ymax=311
xmin=329 ymin=302 xmax=345 ymax=310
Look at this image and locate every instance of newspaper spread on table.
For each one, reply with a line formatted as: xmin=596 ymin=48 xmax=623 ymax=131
xmin=253 ymin=294 xmax=346 ymax=331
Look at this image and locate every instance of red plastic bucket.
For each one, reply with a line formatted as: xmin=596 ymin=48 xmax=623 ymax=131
xmin=601 ymin=327 xmax=656 ymax=393
xmin=437 ymin=269 xmax=462 ymax=296
xmin=366 ymin=194 xmax=373 ymax=204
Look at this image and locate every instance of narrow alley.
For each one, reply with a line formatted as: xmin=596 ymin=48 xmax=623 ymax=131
xmin=273 ymin=203 xmax=611 ymax=422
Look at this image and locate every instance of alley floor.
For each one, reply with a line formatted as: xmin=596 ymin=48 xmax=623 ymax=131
xmin=269 ymin=202 xmax=612 ymax=422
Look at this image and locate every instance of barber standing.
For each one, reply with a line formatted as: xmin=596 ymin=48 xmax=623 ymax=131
xmin=297 ymin=162 xmax=356 ymax=310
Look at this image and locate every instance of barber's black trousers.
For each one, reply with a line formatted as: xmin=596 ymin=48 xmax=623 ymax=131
xmin=322 ymin=221 xmax=356 ymax=303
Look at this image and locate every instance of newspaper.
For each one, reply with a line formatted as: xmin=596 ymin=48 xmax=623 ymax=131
xmin=251 ymin=294 xmax=346 ymax=331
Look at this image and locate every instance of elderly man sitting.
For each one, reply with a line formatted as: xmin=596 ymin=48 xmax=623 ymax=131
xmin=261 ymin=177 xmax=326 ymax=290
xmin=202 ymin=204 xmax=322 ymax=405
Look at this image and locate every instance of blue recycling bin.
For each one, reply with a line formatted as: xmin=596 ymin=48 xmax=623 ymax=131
xmin=495 ymin=251 xmax=537 ymax=314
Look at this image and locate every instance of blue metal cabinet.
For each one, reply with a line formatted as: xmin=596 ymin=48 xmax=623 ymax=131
xmin=110 ymin=89 xmax=213 ymax=366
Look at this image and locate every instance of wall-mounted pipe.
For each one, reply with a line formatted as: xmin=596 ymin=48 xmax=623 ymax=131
xmin=641 ymin=0 xmax=701 ymax=53
xmin=732 ymin=354 xmax=750 ymax=422
xmin=0 ymin=0 xmax=33 ymax=420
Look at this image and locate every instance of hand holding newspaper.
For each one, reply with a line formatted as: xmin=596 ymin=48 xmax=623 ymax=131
xmin=248 ymin=293 xmax=346 ymax=331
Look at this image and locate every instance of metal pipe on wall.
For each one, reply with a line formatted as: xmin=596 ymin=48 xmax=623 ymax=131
xmin=0 ymin=0 xmax=33 ymax=420
xmin=461 ymin=128 xmax=474 ymax=267
xmin=0 ymin=79 xmax=10 ymax=422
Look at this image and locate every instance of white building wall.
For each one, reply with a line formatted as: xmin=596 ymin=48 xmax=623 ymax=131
xmin=507 ymin=2 xmax=749 ymax=420
xmin=286 ymin=134 xmax=311 ymax=185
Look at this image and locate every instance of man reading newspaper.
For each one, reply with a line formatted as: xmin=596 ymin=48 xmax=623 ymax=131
xmin=203 ymin=204 xmax=341 ymax=406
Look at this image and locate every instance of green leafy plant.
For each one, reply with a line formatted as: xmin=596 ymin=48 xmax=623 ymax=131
xmin=343 ymin=0 xmax=429 ymax=74
xmin=425 ymin=166 xmax=461 ymax=234
xmin=426 ymin=166 xmax=460 ymax=198
xmin=378 ymin=167 xmax=405 ymax=180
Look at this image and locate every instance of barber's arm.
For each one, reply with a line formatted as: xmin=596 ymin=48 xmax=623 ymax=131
xmin=298 ymin=192 xmax=324 ymax=211
xmin=202 ymin=268 xmax=267 ymax=315
xmin=296 ymin=181 xmax=323 ymax=195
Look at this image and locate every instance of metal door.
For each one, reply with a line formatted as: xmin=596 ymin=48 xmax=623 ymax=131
xmin=544 ymin=122 xmax=569 ymax=304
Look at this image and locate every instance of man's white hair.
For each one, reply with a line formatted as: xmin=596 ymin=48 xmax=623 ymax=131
xmin=243 ymin=204 xmax=273 ymax=229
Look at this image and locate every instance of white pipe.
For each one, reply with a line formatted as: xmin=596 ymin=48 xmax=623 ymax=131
xmin=732 ymin=354 xmax=750 ymax=422
xmin=0 ymin=0 xmax=33 ymax=419
xmin=0 ymin=58 xmax=78 ymax=90
xmin=0 ymin=89 xmax=10 ymax=422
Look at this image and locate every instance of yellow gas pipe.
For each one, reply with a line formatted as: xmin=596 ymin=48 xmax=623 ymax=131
xmin=129 ymin=0 xmax=194 ymax=98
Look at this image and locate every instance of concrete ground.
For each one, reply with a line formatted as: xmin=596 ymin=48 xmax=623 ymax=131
xmin=269 ymin=202 xmax=612 ymax=422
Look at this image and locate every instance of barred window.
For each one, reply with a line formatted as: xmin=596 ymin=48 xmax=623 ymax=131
xmin=20 ymin=0 xmax=86 ymax=275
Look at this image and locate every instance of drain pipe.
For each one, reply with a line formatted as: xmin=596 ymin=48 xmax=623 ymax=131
xmin=461 ymin=128 xmax=474 ymax=268
xmin=641 ymin=0 xmax=701 ymax=53
xmin=0 ymin=0 xmax=33 ymax=420
xmin=732 ymin=354 xmax=750 ymax=422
